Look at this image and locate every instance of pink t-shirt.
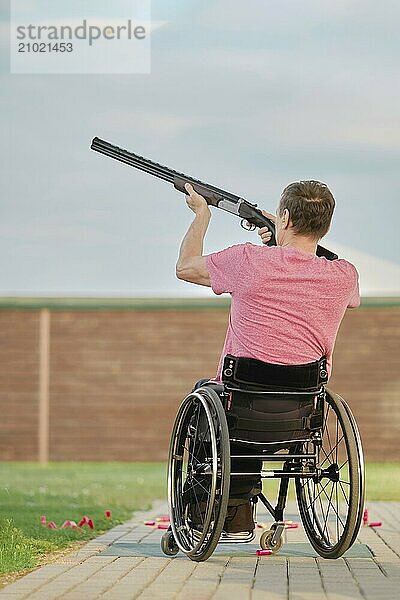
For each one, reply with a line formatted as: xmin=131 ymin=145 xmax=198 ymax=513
xmin=205 ymin=243 xmax=360 ymax=382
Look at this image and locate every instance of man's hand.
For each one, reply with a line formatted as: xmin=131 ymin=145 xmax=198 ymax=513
xmin=257 ymin=210 xmax=275 ymax=245
xmin=184 ymin=183 xmax=211 ymax=218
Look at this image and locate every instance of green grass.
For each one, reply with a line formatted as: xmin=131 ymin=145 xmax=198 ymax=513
xmin=364 ymin=463 xmax=400 ymax=501
xmin=0 ymin=519 xmax=56 ymax=573
xmin=0 ymin=462 xmax=166 ymax=575
xmin=0 ymin=461 xmax=399 ymax=577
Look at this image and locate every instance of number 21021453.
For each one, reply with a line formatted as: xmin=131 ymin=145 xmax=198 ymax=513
xmin=18 ymin=42 xmax=73 ymax=53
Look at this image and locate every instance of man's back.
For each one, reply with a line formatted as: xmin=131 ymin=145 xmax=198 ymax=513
xmin=206 ymin=242 xmax=360 ymax=380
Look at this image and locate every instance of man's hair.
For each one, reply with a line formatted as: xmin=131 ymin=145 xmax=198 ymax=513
xmin=278 ymin=180 xmax=335 ymax=240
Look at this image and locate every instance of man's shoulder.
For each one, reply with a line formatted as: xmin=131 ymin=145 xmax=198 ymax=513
xmin=206 ymin=243 xmax=244 ymax=257
xmin=208 ymin=242 xmax=267 ymax=259
xmin=332 ymin=258 xmax=359 ymax=278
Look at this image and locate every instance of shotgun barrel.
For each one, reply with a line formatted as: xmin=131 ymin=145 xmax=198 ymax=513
xmin=90 ymin=137 xmax=338 ymax=260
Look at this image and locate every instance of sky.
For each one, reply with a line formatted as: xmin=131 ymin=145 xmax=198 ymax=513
xmin=1 ymin=0 xmax=399 ymax=296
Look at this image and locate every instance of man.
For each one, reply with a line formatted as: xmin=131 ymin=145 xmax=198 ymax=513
xmin=176 ymin=180 xmax=360 ymax=380
xmin=176 ymin=179 xmax=360 ymax=531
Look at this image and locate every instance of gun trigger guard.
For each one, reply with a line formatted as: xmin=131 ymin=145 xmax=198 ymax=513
xmin=241 ymin=219 xmax=256 ymax=231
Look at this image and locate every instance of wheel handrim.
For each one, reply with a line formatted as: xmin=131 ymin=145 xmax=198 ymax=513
xmin=167 ymin=391 xmax=227 ymax=557
xmin=296 ymin=392 xmax=362 ymax=555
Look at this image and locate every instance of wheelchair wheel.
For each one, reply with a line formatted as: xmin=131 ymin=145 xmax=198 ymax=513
xmin=166 ymin=387 xmax=230 ymax=562
xmin=161 ymin=530 xmax=179 ymax=556
xmin=260 ymin=529 xmax=283 ymax=554
xmin=296 ymin=389 xmax=365 ymax=559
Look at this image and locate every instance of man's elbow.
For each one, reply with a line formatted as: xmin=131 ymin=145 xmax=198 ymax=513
xmin=175 ymin=264 xmax=210 ymax=287
xmin=176 ymin=266 xmax=196 ymax=283
xmin=176 ymin=263 xmax=187 ymax=280
xmin=176 ymin=257 xmax=211 ymax=286
xmin=348 ymin=300 xmax=361 ymax=309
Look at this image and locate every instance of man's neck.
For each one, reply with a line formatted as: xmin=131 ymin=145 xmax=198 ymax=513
xmin=281 ymin=235 xmax=317 ymax=256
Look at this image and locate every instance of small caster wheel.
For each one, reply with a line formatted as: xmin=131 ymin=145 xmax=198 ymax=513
xmin=161 ymin=530 xmax=179 ymax=556
xmin=260 ymin=529 xmax=283 ymax=554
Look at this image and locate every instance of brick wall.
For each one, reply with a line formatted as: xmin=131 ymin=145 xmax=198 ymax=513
xmin=1 ymin=298 xmax=399 ymax=462
xmin=328 ymin=307 xmax=400 ymax=461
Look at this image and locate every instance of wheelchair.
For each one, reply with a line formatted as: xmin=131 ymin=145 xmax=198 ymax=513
xmin=161 ymin=354 xmax=365 ymax=562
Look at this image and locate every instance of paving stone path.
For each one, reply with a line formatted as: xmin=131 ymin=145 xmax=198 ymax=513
xmin=1 ymin=501 xmax=400 ymax=599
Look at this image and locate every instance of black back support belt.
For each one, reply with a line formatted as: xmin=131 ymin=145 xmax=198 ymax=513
xmin=227 ymin=411 xmax=323 ymax=433
xmin=222 ymin=354 xmax=328 ymax=391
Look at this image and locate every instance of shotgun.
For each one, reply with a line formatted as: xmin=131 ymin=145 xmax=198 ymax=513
xmin=91 ymin=137 xmax=338 ymax=260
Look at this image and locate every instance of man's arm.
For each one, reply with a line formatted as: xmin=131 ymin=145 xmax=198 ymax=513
xmin=176 ymin=183 xmax=212 ymax=287
xmin=347 ymin=265 xmax=361 ymax=309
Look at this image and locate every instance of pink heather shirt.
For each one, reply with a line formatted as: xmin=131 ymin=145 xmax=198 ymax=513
xmin=205 ymin=243 xmax=360 ymax=382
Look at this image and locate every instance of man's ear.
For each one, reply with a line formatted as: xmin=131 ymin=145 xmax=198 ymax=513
xmin=283 ymin=208 xmax=290 ymax=229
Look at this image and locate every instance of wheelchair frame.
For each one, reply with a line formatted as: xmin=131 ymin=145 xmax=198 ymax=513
xmin=162 ymin=380 xmax=365 ymax=562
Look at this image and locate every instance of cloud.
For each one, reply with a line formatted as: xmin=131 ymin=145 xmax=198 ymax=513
xmin=92 ymin=108 xmax=217 ymax=136
xmin=196 ymin=0 xmax=399 ymax=50
xmin=196 ymin=0 xmax=365 ymax=32
xmin=1 ymin=0 xmax=399 ymax=294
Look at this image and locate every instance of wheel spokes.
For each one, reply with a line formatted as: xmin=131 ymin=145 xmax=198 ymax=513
xmin=299 ymin=396 xmax=353 ymax=550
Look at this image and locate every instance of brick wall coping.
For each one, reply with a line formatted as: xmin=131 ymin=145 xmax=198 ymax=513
xmin=0 ymin=296 xmax=231 ymax=311
xmin=0 ymin=296 xmax=399 ymax=310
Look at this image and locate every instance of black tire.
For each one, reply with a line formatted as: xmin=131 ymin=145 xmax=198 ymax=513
xmin=260 ymin=529 xmax=283 ymax=554
xmin=337 ymin=392 xmax=365 ymax=549
xmin=167 ymin=387 xmax=231 ymax=562
xmin=161 ymin=531 xmax=179 ymax=556
xmin=296 ymin=388 xmax=365 ymax=559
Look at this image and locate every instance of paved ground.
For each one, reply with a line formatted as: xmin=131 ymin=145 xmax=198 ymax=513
xmin=1 ymin=501 xmax=400 ymax=599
